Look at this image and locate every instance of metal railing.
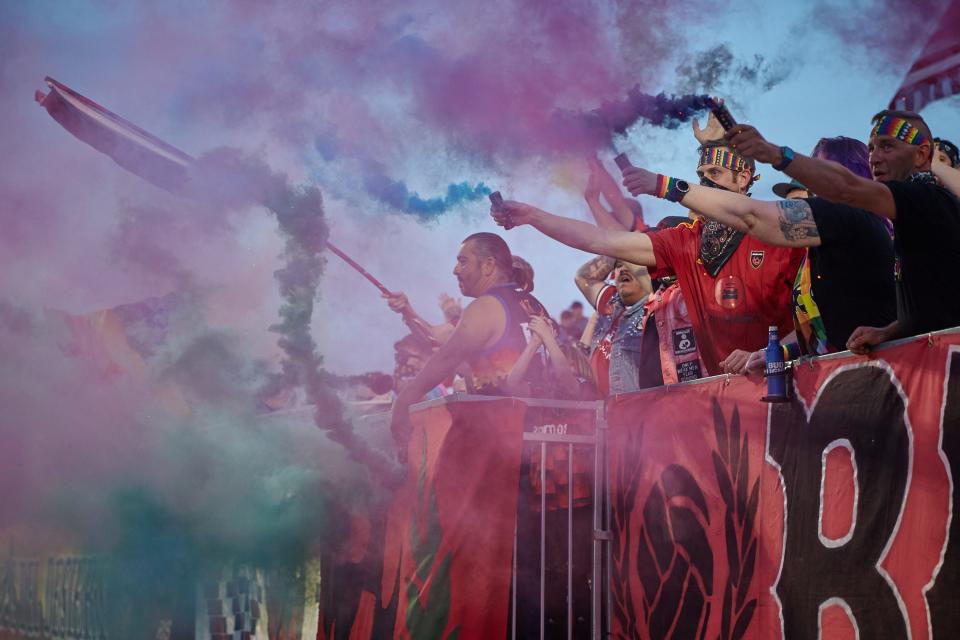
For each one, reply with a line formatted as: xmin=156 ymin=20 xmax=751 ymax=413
xmin=397 ymin=394 xmax=611 ymax=640
xmin=517 ymin=402 xmax=601 ymax=640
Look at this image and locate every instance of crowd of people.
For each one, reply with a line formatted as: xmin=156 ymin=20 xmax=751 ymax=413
xmin=385 ymin=105 xmax=960 ymax=442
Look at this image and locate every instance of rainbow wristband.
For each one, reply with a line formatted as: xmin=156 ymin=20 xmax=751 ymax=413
xmin=655 ymin=174 xmax=680 ymax=200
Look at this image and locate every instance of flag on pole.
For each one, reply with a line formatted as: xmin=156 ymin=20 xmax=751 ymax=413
xmin=890 ymin=0 xmax=960 ymax=111
xmin=35 ymin=76 xmax=194 ymax=192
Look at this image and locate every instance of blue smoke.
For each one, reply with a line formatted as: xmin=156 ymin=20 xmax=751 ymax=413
xmin=361 ymin=160 xmax=491 ymax=220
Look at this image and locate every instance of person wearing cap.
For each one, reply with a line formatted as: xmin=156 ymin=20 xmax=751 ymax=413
xmin=773 ymin=179 xmax=809 ymax=200
xmin=933 ymin=138 xmax=960 ymax=198
xmin=491 ymin=143 xmax=802 ymax=377
xmin=639 ymin=111 xmax=958 ymax=353
xmin=934 ymin=137 xmax=959 ymax=168
xmin=620 ymin=136 xmax=896 ymax=367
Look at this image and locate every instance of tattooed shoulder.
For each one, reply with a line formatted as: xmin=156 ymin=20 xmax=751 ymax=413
xmin=776 ymin=200 xmax=820 ymax=242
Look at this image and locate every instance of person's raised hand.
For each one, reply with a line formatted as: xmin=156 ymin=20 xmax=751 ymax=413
xmin=590 ymin=156 xmax=623 ymax=193
xmin=693 ymin=110 xmax=725 ymax=144
xmin=491 ymin=200 xmax=535 ymax=229
xmin=384 ymin=291 xmax=410 ymax=314
xmin=725 ymin=125 xmax=781 ymax=165
xmin=527 ymin=331 xmax=544 ymax=350
xmin=527 ymin=315 xmax=555 ymax=342
xmin=585 ymin=159 xmax=603 ymax=202
xmin=720 ymin=348 xmax=752 ymax=375
xmin=438 ymin=293 xmax=462 ymax=319
xmin=621 ymin=166 xmax=659 ymax=198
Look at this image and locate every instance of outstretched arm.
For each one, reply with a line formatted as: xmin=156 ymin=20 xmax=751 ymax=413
xmin=585 ymin=195 xmax=624 ymax=231
xmin=389 ymin=296 xmax=500 ymax=448
xmin=585 ymin=160 xmax=629 ymax=231
xmin=491 ymin=201 xmax=657 ymax=266
xmin=384 ymin=292 xmax=448 ymax=344
xmin=726 ymin=125 xmax=897 ymax=219
xmin=621 ymin=166 xmax=822 ymax=248
xmin=589 ymin=157 xmax=643 ymax=230
xmin=579 ymin=312 xmax=599 ymax=350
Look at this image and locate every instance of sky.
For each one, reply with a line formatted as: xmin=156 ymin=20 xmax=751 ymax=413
xmin=1 ymin=0 xmax=957 ymax=381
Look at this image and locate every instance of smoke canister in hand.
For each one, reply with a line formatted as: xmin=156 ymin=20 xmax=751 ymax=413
xmin=489 ymin=191 xmax=513 ymax=230
xmin=705 ymin=97 xmax=738 ymax=132
xmin=613 ymin=153 xmax=632 ymax=173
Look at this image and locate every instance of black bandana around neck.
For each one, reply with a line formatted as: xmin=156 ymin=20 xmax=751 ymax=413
xmin=698 ymin=176 xmax=745 ymax=276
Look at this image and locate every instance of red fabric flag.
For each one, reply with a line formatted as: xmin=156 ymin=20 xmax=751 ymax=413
xmin=890 ymin=0 xmax=960 ymax=111
xmin=382 ymin=400 xmax=525 ymax=640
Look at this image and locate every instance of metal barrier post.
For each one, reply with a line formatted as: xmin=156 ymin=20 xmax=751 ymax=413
xmin=590 ymin=400 xmax=612 ymax=640
xmin=540 ymin=441 xmax=547 ymax=640
xmin=395 ymin=395 xmax=604 ymax=640
xmin=567 ymin=442 xmax=574 ymax=640
xmin=591 ymin=402 xmax=604 ymax=640
xmin=511 ymin=523 xmax=518 ymax=640
xmin=603 ymin=408 xmax=612 ymax=640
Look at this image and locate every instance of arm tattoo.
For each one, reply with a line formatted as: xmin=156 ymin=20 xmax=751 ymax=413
xmin=776 ymin=200 xmax=820 ymax=242
xmin=576 ymin=255 xmax=616 ymax=283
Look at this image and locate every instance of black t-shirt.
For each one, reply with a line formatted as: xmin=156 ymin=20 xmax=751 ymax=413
xmin=807 ymin=198 xmax=897 ymax=350
xmin=885 ymin=180 xmax=960 ymax=336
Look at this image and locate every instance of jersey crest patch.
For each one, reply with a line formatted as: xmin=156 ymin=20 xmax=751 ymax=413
xmin=750 ymin=250 xmax=765 ymax=269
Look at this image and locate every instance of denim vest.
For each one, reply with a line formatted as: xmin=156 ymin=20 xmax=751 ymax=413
xmin=605 ymin=294 xmax=649 ymax=395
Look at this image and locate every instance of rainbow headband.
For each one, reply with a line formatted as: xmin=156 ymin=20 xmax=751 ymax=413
xmin=699 ymin=147 xmax=748 ymax=173
xmin=871 ymin=116 xmax=929 ymax=146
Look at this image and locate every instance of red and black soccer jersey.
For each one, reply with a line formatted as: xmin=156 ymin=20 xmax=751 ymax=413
xmin=648 ymin=219 xmax=803 ymax=375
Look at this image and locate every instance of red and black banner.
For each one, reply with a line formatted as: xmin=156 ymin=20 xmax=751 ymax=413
xmin=609 ymin=331 xmax=960 ymax=639
xmin=326 ymin=331 xmax=960 ymax=639
xmin=381 ymin=400 xmax=526 ymax=640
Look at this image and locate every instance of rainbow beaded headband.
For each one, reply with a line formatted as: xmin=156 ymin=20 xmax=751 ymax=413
xmin=699 ymin=147 xmax=748 ymax=173
xmin=871 ymin=116 xmax=929 ymax=146
xmin=698 ymin=147 xmax=759 ymax=184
